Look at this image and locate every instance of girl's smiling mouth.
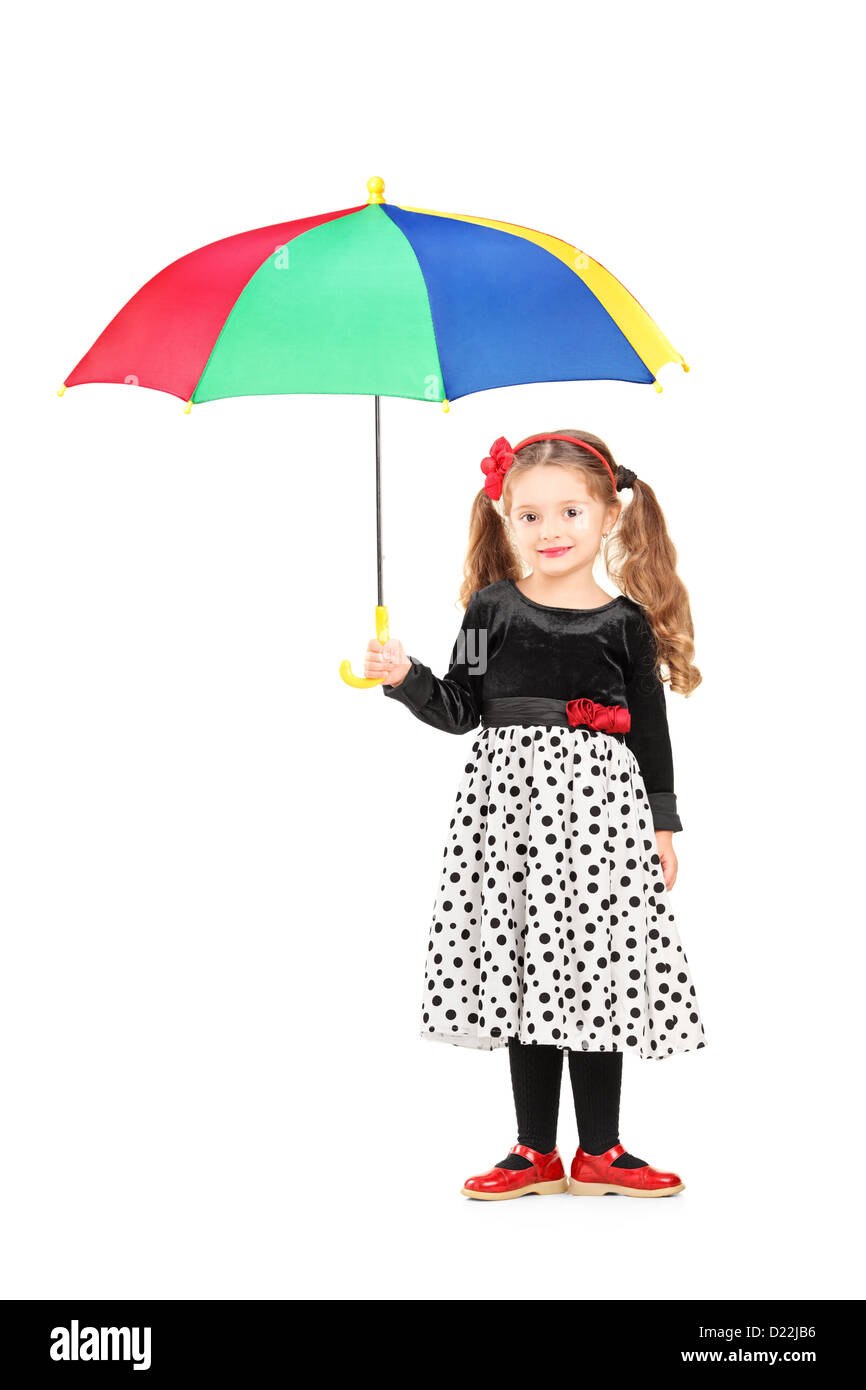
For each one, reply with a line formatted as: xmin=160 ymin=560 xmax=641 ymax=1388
xmin=538 ymin=545 xmax=573 ymax=556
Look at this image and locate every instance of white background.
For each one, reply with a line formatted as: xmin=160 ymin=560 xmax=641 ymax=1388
xmin=2 ymin=0 xmax=863 ymax=1301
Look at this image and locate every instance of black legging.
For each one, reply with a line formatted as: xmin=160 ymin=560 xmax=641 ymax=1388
xmin=508 ymin=1037 xmax=622 ymax=1155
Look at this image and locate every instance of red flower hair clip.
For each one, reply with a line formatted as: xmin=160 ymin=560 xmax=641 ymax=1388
xmin=566 ymin=698 xmax=631 ymax=733
xmin=480 ymin=436 xmax=515 ymax=501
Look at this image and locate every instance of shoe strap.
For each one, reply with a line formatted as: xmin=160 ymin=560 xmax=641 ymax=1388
xmin=600 ymin=1143 xmax=625 ymax=1163
xmin=511 ymin=1142 xmax=557 ymax=1165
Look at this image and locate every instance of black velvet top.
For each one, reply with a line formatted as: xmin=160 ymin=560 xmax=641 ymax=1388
xmin=382 ymin=576 xmax=683 ymax=832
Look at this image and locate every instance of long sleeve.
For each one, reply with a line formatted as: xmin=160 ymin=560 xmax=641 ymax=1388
xmin=380 ymin=591 xmax=484 ymax=735
xmin=623 ymin=610 xmax=683 ymax=832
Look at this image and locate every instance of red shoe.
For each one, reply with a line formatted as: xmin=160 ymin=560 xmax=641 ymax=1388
xmin=461 ymin=1143 xmax=569 ymax=1201
xmin=569 ymin=1143 xmax=685 ymax=1198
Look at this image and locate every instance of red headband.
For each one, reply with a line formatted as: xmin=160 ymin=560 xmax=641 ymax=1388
xmin=480 ymin=433 xmax=618 ymax=501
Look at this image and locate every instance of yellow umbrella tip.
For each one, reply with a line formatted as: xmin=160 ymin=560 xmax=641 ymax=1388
xmin=57 ymin=384 xmax=66 ymax=396
xmin=366 ymin=176 xmax=386 ymax=204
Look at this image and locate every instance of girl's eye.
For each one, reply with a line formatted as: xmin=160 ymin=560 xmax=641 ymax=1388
xmin=519 ymin=509 xmax=583 ymax=522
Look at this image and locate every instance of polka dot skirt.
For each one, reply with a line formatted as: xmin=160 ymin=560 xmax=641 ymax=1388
xmin=421 ymin=724 xmax=707 ymax=1060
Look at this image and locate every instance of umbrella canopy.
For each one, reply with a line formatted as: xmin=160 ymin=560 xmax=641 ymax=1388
xmin=62 ymin=177 xmax=688 ymax=408
xmin=61 ymin=177 xmax=689 ymax=688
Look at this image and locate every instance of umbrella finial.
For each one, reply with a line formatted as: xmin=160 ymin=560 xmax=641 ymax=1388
xmin=366 ymin=176 xmax=386 ymax=204
xmin=57 ymin=384 xmax=66 ymax=397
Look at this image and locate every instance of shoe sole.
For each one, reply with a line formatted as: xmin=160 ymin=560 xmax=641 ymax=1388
xmin=568 ymin=1179 xmax=685 ymax=1198
xmin=461 ymin=1178 xmax=569 ymax=1201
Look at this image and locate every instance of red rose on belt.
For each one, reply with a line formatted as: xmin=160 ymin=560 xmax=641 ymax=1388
xmin=566 ymin=697 xmax=631 ymax=733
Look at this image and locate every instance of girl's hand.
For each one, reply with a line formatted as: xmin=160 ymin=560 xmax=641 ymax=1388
xmin=365 ymin=637 xmax=412 ymax=687
xmin=655 ymin=830 xmax=678 ymax=891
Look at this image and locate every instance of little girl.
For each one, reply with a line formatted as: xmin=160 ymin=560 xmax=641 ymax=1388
xmin=366 ymin=429 xmax=706 ymax=1201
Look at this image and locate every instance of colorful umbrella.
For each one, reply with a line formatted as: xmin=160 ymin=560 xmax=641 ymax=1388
xmin=60 ymin=176 xmax=689 ymax=684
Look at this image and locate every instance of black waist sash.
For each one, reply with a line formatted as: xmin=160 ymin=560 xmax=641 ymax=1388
xmin=481 ymin=697 xmax=627 ymax=738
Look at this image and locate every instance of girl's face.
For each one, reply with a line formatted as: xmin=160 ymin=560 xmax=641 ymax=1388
xmin=507 ymin=464 xmax=620 ymax=578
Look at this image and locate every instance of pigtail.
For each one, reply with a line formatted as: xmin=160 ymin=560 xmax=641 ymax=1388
xmin=605 ymin=477 xmax=702 ymax=696
xmin=458 ymin=487 xmax=522 ymax=609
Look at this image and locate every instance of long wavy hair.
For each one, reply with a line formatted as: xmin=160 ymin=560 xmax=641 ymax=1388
xmin=458 ymin=428 xmax=701 ymax=696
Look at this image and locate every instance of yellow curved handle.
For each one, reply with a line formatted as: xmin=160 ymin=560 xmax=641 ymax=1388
xmin=339 ymin=605 xmax=390 ymax=688
xmin=339 ymin=660 xmax=382 ymax=688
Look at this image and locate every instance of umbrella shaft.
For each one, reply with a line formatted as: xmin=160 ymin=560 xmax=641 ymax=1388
xmin=375 ymin=395 xmax=383 ymax=607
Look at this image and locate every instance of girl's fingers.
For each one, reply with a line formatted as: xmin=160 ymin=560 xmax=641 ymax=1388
xmin=364 ymin=653 xmax=396 ymax=676
xmin=367 ymin=637 xmax=405 ymax=668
